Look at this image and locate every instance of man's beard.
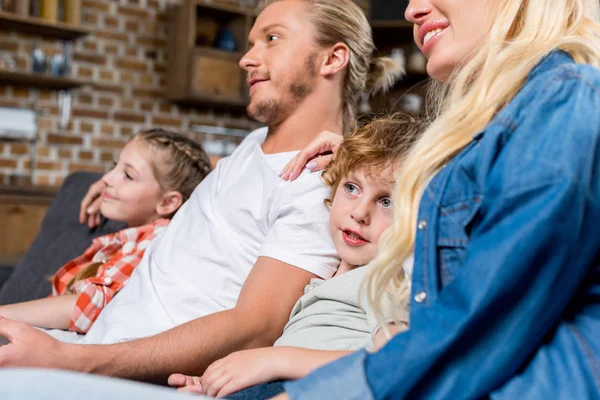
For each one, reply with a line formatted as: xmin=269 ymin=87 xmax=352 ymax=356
xmin=248 ymin=53 xmax=318 ymax=125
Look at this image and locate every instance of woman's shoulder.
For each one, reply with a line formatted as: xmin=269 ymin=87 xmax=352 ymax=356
xmin=524 ymin=51 xmax=600 ymax=96
xmin=497 ymin=52 xmax=600 ymax=126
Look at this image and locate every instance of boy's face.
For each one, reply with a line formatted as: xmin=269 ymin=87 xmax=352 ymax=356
xmin=240 ymin=0 xmax=322 ymax=125
xmin=329 ymin=166 xmax=395 ymax=267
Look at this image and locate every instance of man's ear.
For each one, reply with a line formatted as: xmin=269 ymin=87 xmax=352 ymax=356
xmin=320 ymin=42 xmax=350 ymax=78
xmin=156 ymin=191 xmax=183 ymax=218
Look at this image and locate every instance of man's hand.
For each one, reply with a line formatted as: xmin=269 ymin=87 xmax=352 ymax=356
xmin=79 ymin=178 xmax=106 ymax=228
xmin=280 ymin=130 xmax=343 ymax=181
xmin=0 ymin=316 xmax=69 ymax=369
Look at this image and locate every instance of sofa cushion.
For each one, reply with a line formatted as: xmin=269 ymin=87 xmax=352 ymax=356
xmin=0 ymin=172 xmax=126 ymax=305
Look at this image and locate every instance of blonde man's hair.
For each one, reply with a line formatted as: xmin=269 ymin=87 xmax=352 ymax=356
xmin=365 ymin=0 xmax=600 ymax=330
xmin=257 ymin=0 xmax=405 ymax=133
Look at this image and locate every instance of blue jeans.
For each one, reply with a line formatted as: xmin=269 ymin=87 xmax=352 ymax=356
xmin=227 ymin=381 xmax=286 ymax=399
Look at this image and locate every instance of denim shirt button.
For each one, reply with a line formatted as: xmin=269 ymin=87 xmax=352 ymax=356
xmin=415 ymin=291 xmax=427 ymax=303
xmin=418 ymin=220 xmax=427 ymax=230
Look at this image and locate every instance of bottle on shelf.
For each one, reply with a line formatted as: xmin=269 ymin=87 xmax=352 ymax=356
xmin=40 ymin=0 xmax=58 ymax=23
xmin=16 ymin=0 xmax=31 ymax=16
xmin=64 ymin=0 xmax=80 ymax=25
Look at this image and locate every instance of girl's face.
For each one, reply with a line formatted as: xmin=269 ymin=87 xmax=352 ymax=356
xmin=100 ymin=138 xmax=164 ymax=227
xmin=405 ymin=0 xmax=491 ymax=83
xmin=329 ymin=167 xmax=395 ymax=267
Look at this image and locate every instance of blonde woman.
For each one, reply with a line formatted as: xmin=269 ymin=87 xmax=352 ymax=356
xmin=278 ymin=0 xmax=600 ymax=399
xmin=0 ymin=0 xmax=599 ymax=399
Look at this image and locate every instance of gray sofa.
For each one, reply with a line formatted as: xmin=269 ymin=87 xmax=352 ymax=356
xmin=0 ymin=172 xmax=126 ymax=305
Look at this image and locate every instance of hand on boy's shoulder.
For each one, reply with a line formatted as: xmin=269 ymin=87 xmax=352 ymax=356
xmin=281 ymin=130 xmax=343 ymax=181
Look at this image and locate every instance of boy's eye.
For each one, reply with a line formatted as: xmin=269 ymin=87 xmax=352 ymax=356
xmin=268 ymin=34 xmax=279 ymax=42
xmin=124 ymin=171 xmax=133 ymax=181
xmin=380 ymin=198 xmax=393 ymax=209
xmin=344 ymin=183 xmax=358 ymax=195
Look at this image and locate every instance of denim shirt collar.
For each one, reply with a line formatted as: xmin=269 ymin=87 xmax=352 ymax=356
xmin=471 ymin=50 xmax=574 ymax=142
xmin=526 ymin=50 xmax=574 ymax=82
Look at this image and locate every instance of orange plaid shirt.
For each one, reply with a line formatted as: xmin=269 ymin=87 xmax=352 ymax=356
xmin=51 ymin=218 xmax=169 ymax=334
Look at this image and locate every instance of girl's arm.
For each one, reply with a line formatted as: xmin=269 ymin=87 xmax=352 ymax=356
xmin=169 ymin=347 xmax=351 ymax=398
xmin=0 ymin=295 xmax=77 ymax=330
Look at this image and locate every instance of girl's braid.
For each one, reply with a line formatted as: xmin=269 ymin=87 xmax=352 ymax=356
xmin=133 ymin=128 xmax=212 ymax=203
xmin=151 ymin=134 xmax=212 ymax=177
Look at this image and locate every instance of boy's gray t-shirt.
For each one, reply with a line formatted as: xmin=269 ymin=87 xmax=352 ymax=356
xmin=274 ymin=266 xmax=409 ymax=352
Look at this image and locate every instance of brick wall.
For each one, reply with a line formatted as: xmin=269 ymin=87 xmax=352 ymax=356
xmin=0 ymin=0 xmax=369 ymax=188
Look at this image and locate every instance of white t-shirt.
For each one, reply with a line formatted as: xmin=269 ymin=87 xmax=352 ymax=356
xmin=68 ymin=128 xmax=339 ymax=344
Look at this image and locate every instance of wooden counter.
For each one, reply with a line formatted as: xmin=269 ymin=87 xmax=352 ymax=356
xmin=0 ymin=186 xmax=56 ymax=267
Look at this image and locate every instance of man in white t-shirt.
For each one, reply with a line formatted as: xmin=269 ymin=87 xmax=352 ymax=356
xmin=0 ymin=0 xmax=390 ymax=380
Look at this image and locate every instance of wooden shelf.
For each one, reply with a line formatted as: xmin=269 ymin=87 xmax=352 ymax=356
xmin=195 ymin=46 xmax=243 ymax=61
xmin=196 ymin=0 xmax=253 ymax=16
xmin=0 ymin=185 xmax=56 ymax=205
xmin=397 ymin=71 xmax=429 ymax=87
xmin=0 ymin=70 xmax=87 ymax=90
xmin=0 ymin=11 xmax=90 ymax=40
xmin=175 ymin=93 xmax=249 ymax=111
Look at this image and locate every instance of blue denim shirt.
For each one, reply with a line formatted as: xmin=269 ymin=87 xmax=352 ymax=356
xmin=285 ymin=51 xmax=600 ymax=399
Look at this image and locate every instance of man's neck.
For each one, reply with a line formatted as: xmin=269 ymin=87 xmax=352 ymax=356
xmin=261 ymin=93 xmax=343 ymax=154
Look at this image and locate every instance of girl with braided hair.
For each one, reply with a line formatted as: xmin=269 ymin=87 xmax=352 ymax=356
xmin=0 ymin=128 xmax=211 ymax=338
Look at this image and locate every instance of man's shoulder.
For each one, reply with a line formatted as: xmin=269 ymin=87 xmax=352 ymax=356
xmin=274 ymin=171 xmax=330 ymax=204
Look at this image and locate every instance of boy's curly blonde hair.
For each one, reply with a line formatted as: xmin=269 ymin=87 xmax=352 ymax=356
xmin=322 ymin=113 xmax=427 ymax=205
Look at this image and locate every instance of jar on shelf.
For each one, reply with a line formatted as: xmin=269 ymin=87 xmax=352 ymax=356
xmin=40 ymin=0 xmax=58 ymax=23
xmin=16 ymin=0 xmax=31 ymax=16
xmin=64 ymin=0 xmax=81 ymax=25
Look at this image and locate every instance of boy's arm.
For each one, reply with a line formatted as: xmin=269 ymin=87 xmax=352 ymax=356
xmin=0 ymin=257 xmax=318 ymax=381
xmin=0 ymin=295 xmax=76 ymax=330
xmin=172 ymin=347 xmax=351 ymax=398
xmin=272 ymin=347 xmax=352 ymax=380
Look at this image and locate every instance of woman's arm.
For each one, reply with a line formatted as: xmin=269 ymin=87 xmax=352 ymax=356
xmin=0 ymin=295 xmax=76 ymax=330
xmin=171 ymin=347 xmax=351 ymax=398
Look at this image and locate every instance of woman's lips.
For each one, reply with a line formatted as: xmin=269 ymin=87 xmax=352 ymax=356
xmin=421 ymin=27 xmax=447 ymax=57
xmin=418 ymin=21 xmax=450 ymax=57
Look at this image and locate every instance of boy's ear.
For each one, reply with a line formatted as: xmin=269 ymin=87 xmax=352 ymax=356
xmin=320 ymin=42 xmax=350 ymax=78
xmin=156 ymin=191 xmax=183 ymax=218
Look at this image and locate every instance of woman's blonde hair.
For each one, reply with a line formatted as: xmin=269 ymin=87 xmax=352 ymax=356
xmin=365 ymin=0 xmax=600 ymax=328
xmin=257 ymin=0 xmax=404 ymax=133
